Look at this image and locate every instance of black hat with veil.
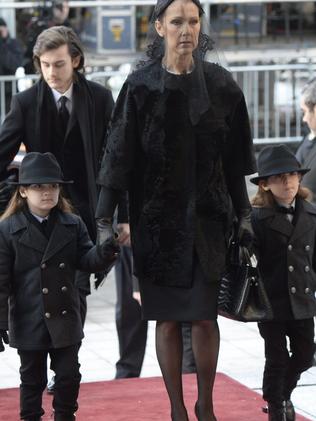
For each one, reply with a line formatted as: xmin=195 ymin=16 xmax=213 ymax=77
xmin=129 ymin=0 xmax=225 ymax=125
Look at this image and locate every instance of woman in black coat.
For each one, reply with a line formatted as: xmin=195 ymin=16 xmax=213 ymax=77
xmin=96 ymin=0 xmax=256 ymax=419
xmin=250 ymin=145 xmax=316 ymax=421
xmin=0 ymin=152 xmax=118 ymax=421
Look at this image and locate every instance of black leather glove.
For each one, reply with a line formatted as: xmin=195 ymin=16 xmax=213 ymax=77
xmin=236 ymin=208 xmax=254 ymax=249
xmin=96 ymin=217 xmax=117 ymax=246
xmin=95 ymin=218 xmax=119 ymax=290
xmin=99 ymin=236 xmax=120 ymax=260
xmin=0 ymin=329 xmax=9 ymax=352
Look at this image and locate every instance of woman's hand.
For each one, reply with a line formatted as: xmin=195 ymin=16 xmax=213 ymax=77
xmin=96 ymin=217 xmax=117 ymax=246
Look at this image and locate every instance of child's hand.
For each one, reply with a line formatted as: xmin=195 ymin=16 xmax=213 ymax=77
xmin=0 ymin=330 xmax=9 ymax=352
xmin=98 ymin=236 xmax=120 ymax=271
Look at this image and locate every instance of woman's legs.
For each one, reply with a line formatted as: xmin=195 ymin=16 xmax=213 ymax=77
xmin=191 ymin=320 xmax=219 ymax=421
xmin=156 ymin=321 xmax=188 ymax=421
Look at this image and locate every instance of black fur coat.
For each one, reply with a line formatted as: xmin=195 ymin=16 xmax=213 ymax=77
xmin=98 ymin=60 xmax=256 ymax=287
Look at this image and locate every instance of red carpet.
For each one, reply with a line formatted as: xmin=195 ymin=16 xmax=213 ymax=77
xmin=0 ymin=373 xmax=311 ymax=420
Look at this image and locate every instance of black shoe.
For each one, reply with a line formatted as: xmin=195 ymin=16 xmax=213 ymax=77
xmin=47 ymin=375 xmax=55 ymax=395
xmin=268 ymin=402 xmax=286 ymax=421
xmin=54 ymin=415 xmax=76 ymax=421
xmin=23 ymin=418 xmax=42 ymax=421
xmin=285 ymin=400 xmax=296 ymax=421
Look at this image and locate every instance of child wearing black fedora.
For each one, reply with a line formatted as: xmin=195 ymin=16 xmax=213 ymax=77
xmin=0 ymin=152 xmax=119 ymax=421
xmin=250 ymin=144 xmax=316 ymax=421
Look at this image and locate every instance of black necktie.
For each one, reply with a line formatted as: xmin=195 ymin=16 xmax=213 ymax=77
xmin=41 ymin=219 xmax=48 ymax=237
xmin=277 ymin=206 xmax=295 ymax=215
xmin=58 ymin=96 xmax=69 ymax=135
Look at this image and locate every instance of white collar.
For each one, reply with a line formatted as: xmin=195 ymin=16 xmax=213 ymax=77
xmin=30 ymin=212 xmax=49 ymax=223
xmin=51 ymin=84 xmax=73 ymax=105
xmin=308 ymin=131 xmax=316 ymax=141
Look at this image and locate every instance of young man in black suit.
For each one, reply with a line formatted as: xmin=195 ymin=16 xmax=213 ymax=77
xmin=0 ymin=26 xmax=129 ymax=390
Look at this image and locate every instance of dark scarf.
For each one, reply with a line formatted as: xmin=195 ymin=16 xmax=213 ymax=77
xmin=35 ymin=72 xmax=95 ymax=157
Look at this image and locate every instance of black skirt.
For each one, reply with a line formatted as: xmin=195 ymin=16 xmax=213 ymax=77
xmin=139 ymin=254 xmax=219 ymax=321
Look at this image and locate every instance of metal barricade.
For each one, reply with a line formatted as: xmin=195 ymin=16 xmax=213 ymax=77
xmin=0 ymin=74 xmax=38 ymax=123
xmin=1 ymin=63 xmax=316 ymax=145
xmin=230 ymin=63 xmax=316 ymax=145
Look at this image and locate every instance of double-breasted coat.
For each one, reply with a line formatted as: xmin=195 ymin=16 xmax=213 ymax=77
xmin=251 ymin=198 xmax=316 ymax=320
xmin=0 ymin=73 xmax=114 ymax=241
xmin=0 ymin=210 xmax=112 ymax=350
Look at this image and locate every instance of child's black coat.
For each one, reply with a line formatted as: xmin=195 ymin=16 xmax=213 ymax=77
xmin=251 ymin=197 xmax=316 ymax=320
xmin=0 ymin=210 xmax=110 ymax=350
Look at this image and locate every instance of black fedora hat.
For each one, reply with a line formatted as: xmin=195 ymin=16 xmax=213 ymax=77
xmin=250 ymin=144 xmax=310 ymax=185
xmin=8 ymin=152 xmax=73 ymax=185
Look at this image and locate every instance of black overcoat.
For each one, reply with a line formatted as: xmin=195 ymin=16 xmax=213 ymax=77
xmin=251 ymin=199 xmax=316 ymax=320
xmin=0 ymin=74 xmax=114 ymax=240
xmin=0 ymin=210 xmax=111 ymax=350
xmin=296 ymin=134 xmax=316 ymax=204
xmin=98 ymin=61 xmax=256 ymax=288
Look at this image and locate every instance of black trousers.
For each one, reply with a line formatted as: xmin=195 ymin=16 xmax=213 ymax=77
xmin=115 ymin=246 xmax=196 ymax=378
xmin=18 ymin=344 xmax=81 ymax=420
xmin=115 ymin=246 xmax=148 ymax=378
xmin=258 ymin=318 xmax=315 ymax=405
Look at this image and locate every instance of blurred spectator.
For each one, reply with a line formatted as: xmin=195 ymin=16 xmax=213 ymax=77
xmin=296 ymin=78 xmax=316 ymax=204
xmin=0 ymin=17 xmax=24 ymax=117
xmin=24 ymin=0 xmax=71 ymax=73
xmin=0 ymin=17 xmax=23 ymax=76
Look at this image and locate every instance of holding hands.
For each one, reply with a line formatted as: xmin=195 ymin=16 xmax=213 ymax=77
xmin=96 ymin=218 xmax=120 ymax=261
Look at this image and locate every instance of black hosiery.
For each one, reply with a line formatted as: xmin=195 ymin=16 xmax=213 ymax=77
xmin=155 ymin=321 xmax=189 ymax=421
xmin=191 ymin=320 xmax=219 ymax=421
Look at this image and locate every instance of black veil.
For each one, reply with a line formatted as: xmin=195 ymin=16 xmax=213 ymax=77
xmin=130 ymin=0 xmax=226 ymax=125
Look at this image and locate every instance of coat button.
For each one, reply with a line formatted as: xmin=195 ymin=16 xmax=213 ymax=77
xmin=304 ymin=266 xmax=310 ymax=272
xmin=288 ymin=265 xmax=294 ymax=272
xmin=61 ymin=310 xmax=67 ymax=316
xmin=41 ymin=263 xmax=47 ymax=269
xmin=305 ymin=245 xmax=311 ymax=251
xmin=45 ymin=312 xmax=51 ymax=319
xmin=290 ymin=287 xmax=296 ymax=294
xmin=59 ymin=263 xmax=66 ymax=269
xmin=288 ymin=244 xmax=293 ymax=251
xmin=61 ymin=286 xmax=68 ymax=292
xmin=42 ymin=288 xmax=49 ymax=294
xmin=305 ymin=287 xmax=310 ymax=293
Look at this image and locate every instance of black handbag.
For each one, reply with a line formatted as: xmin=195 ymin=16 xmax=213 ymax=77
xmin=218 ymin=234 xmax=273 ymax=322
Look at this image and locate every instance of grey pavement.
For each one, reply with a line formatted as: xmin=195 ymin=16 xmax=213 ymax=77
xmin=0 ymin=271 xmax=315 ymax=420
